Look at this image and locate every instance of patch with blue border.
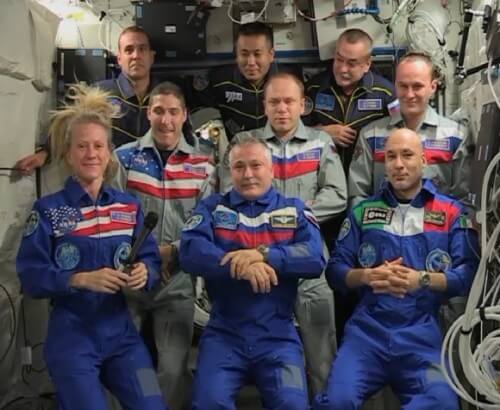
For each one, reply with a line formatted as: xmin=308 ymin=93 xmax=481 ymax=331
xmin=110 ymin=210 xmax=136 ymax=224
xmin=358 ymin=242 xmax=377 ymax=268
xmin=183 ymin=214 xmax=203 ymax=231
xmin=426 ymin=248 xmax=452 ymax=272
xmin=338 ymin=218 xmax=351 ymax=241
xmin=23 ymin=210 xmax=40 ymax=237
xmin=213 ymin=209 xmax=238 ymax=230
xmin=114 ymin=242 xmax=132 ymax=270
xmin=424 ymin=139 xmax=451 ymax=151
xmin=297 ymin=149 xmax=321 ymax=161
xmin=55 ymin=242 xmax=80 ymax=270
xmin=357 ymin=98 xmax=382 ymax=111
xmin=315 ymin=93 xmax=335 ymax=111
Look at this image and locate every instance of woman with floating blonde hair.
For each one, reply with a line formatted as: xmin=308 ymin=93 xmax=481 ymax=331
xmin=16 ymin=86 xmax=168 ymax=410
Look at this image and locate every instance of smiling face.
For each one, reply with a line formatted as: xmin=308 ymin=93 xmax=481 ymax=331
xmin=385 ymin=128 xmax=426 ymax=200
xmin=396 ymin=58 xmax=438 ymax=119
xmin=333 ymin=38 xmax=371 ymax=94
xmin=66 ymin=121 xmax=111 ymax=185
xmin=236 ymin=34 xmax=275 ymax=85
xmin=230 ymin=142 xmax=274 ymax=200
xmin=147 ymin=93 xmax=187 ymax=150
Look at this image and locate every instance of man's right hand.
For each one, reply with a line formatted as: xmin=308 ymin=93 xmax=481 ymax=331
xmin=69 ymin=268 xmax=130 ymax=293
xmin=321 ymin=124 xmax=357 ymax=147
xmin=238 ymin=262 xmax=278 ymax=294
xmin=14 ymin=151 xmax=48 ymax=176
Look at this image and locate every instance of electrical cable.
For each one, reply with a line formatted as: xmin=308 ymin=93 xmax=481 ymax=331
xmin=0 ymin=283 xmax=17 ymax=365
xmin=293 ymin=0 xmax=354 ymax=22
xmin=227 ymin=0 xmax=270 ymax=24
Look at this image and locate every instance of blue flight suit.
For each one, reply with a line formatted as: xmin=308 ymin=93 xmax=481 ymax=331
xmin=98 ymin=73 xmax=158 ymax=147
xmin=16 ymin=177 xmax=167 ymax=410
xmin=314 ymin=180 xmax=479 ymax=410
xmin=180 ymin=187 xmax=325 ymax=410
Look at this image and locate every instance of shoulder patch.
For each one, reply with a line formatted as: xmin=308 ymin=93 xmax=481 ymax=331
xmin=315 ymin=93 xmax=335 ymax=111
xmin=23 ymin=210 xmax=40 ymax=237
xmin=424 ymin=210 xmax=446 ymax=226
xmin=213 ymin=209 xmax=238 ymax=230
xmin=388 ymin=99 xmax=400 ymax=116
xmin=193 ymin=74 xmax=209 ymax=91
xmin=55 ymin=242 xmax=80 ymax=270
xmin=358 ymin=242 xmax=377 ymax=268
xmin=183 ymin=214 xmax=203 ymax=231
xmin=114 ymin=242 xmax=132 ymax=270
xmin=303 ymin=96 xmax=314 ymax=116
xmin=337 ymin=218 xmax=351 ymax=241
xmin=459 ymin=215 xmax=474 ymax=229
xmin=362 ymin=207 xmax=393 ymax=225
xmin=426 ymin=248 xmax=452 ymax=272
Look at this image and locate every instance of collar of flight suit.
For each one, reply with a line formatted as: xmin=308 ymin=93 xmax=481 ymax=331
xmin=228 ymin=186 xmax=276 ymax=207
xmin=232 ymin=62 xmax=280 ymax=88
xmin=136 ymin=129 xmax=195 ymax=156
xmin=318 ymin=68 xmax=377 ymax=95
xmin=261 ymin=119 xmax=310 ymax=142
xmin=379 ymin=178 xmax=439 ymax=208
xmin=63 ymin=176 xmax=115 ymax=207
xmin=389 ymin=105 xmax=441 ymax=128
xmin=115 ymin=72 xmax=158 ymax=103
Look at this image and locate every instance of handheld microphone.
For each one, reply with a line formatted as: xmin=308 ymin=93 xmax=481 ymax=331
xmin=124 ymin=211 xmax=158 ymax=274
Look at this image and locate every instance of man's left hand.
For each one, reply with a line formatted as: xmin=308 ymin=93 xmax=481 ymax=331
xmin=127 ymin=262 xmax=149 ymax=290
xmin=220 ymin=249 xmax=264 ymax=278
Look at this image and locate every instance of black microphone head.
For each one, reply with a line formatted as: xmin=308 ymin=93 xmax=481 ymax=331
xmin=144 ymin=212 xmax=158 ymax=230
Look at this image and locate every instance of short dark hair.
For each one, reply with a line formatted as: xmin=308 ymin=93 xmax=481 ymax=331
xmin=149 ymin=81 xmax=186 ymax=109
xmin=236 ymin=22 xmax=274 ymax=48
xmin=398 ymin=51 xmax=440 ymax=81
xmin=264 ymin=72 xmax=304 ymax=98
xmin=337 ymin=28 xmax=373 ymax=54
xmin=118 ymin=26 xmax=152 ymax=50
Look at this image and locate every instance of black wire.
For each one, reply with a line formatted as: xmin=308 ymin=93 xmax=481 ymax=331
xmin=0 ymin=283 xmax=16 ymax=365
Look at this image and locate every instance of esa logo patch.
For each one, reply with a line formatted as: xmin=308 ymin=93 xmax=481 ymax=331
xmin=23 ymin=210 xmax=40 ymax=237
xmin=55 ymin=243 xmax=80 ymax=270
xmin=114 ymin=242 xmax=132 ymax=270
xmin=213 ymin=209 xmax=238 ymax=230
xmin=426 ymin=248 xmax=452 ymax=272
xmin=362 ymin=207 xmax=394 ymax=225
xmin=358 ymin=242 xmax=377 ymax=268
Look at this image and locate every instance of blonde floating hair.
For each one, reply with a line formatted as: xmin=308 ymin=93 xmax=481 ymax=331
xmin=49 ymin=85 xmax=120 ymax=181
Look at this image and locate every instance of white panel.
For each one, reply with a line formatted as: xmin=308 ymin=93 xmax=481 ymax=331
xmin=0 ymin=0 xmax=35 ymax=80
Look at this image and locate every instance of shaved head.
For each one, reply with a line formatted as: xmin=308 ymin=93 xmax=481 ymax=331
xmin=384 ymin=128 xmax=426 ymax=200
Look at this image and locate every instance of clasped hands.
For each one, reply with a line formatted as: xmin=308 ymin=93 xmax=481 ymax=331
xmin=363 ymin=257 xmax=421 ymax=298
xmin=220 ymin=249 xmax=278 ymax=294
xmin=70 ymin=262 xmax=149 ymax=293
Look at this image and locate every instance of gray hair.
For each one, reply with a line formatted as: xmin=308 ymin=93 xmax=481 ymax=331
xmin=228 ymin=133 xmax=272 ymax=165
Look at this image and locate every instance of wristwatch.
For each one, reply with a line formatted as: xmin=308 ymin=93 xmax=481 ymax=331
xmin=419 ymin=270 xmax=431 ymax=288
xmin=257 ymin=244 xmax=270 ymax=262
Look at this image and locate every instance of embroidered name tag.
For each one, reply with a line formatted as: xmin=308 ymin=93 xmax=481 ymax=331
xmin=110 ymin=211 xmax=136 ymax=224
xmin=271 ymin=214 xmax=297 ymax=228
xmin=362 ymin=207 xmax=394 ymax=224
xmin=424 ymin=210 xmax=446 ymax=226
xmin=358 ymin=98 xmax=382 ymax=111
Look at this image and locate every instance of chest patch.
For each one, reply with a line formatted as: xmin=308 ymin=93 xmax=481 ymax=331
xmin=271 ymin=214 xmax=297 ymax=228
xmin=213 ymin=209 xmax=238 ymax=230
xmin=424 ymin=139 xmax=451 ymax=151
xmin=357 ymin=98 xmax=382 ymax=111
xmin=297 ymin=149 xmax=321 ymax=161
xmin=110 ymin=210 xmax=136 ymax=224
xmin=315 ymin=93 xmax=335 ymax=111
xmin=424 ymin=210 xmax=446 ymax=226
xmin=225 ymin=91 xmax=243 ymax=103
xmin=362 ymin=207 xmax=394 ymax=225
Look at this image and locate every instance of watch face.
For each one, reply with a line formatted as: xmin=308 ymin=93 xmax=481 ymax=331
xmin=420 ymin=271 xmax=431 ymax=287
